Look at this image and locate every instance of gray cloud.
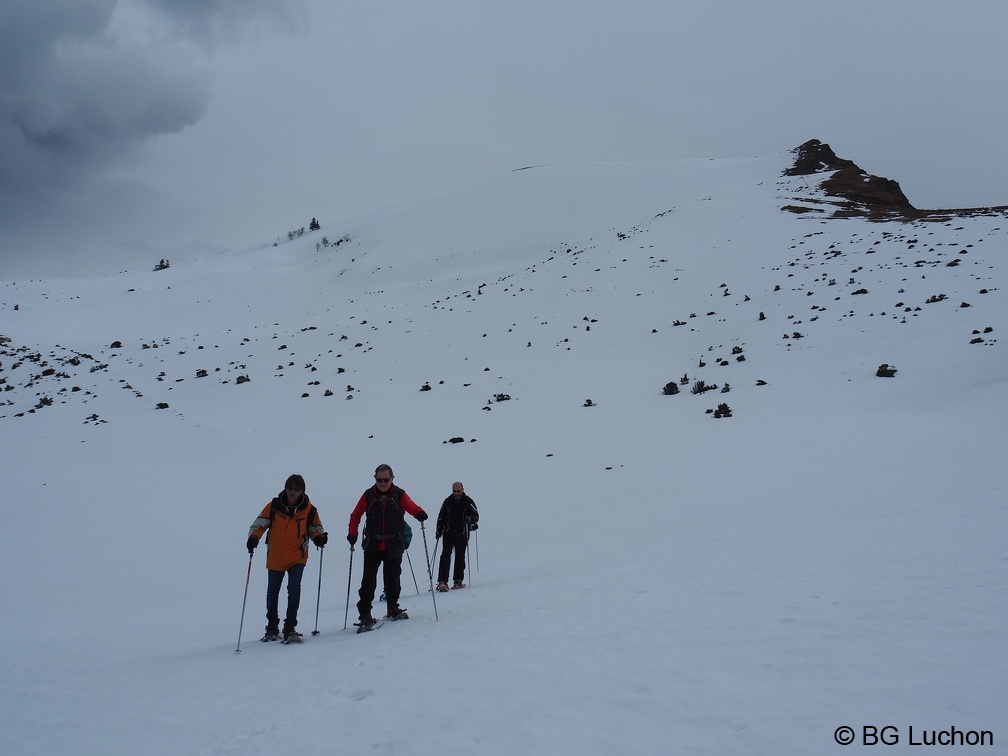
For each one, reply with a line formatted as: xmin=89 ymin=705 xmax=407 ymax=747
xmin=0 ymin=0 xmax=309 ymax=276
xmin=11 ymin=40 xmax=209 ymax=163
xmin=0 ymin=0 xmax=307 ymax=183
xmin=0 ymin=1 xmax=214 ymax=201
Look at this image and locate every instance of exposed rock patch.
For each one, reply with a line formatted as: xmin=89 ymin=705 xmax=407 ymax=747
xmin=785 ymin=139 xmax=913 ymax=218
xmin=784 ymin=139 xmax=1008 ymax=221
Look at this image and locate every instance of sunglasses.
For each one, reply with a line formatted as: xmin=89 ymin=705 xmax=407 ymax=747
xmin=375 ymin=477 xmax=391 ymax=483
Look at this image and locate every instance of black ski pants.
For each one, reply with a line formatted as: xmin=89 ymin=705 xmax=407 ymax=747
xmin=357 ymin=547 xmax=403 ymax=619
xmin=438 ymin=535 xmax=467 ymax=584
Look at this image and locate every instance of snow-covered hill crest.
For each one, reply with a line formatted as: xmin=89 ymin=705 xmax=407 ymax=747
xmin=4 ymin=144 xmax=1002 ymax=431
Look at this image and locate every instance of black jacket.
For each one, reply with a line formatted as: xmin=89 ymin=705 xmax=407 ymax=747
xmin=436 ymin=494 xmax=479 ymax=541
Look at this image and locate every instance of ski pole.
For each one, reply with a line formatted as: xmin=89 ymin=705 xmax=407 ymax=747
xmin=405 ymin=550 xmax=420 ymax=596
xmin=475 ymin=528 xmax=479 ymax=572
xmin=420 ymin=522 xmax=438 ymax=621
xmin=235 ymin=552 xmax=253 ymax=653
xmin=466 ymin=535 xmax=473 ymax=587
xmin=343 ymin=545 xmax=354 ymax=630
xmin=430 ymin=537 xmax=440 ymax=587
xmin=311 ymin=545 xmax=324 ymax=636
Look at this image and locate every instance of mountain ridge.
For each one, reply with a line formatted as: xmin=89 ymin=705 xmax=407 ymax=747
xmin=1 ymin=141 xmax=1003 ymax=432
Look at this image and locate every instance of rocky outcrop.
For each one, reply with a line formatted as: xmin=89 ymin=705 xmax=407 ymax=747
xmin=785 ymin=139 xmax=914 ymax=218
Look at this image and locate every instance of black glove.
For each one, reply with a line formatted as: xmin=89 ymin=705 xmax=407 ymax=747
xmin=313 ymin=532 xmax=328 ymax=548
xmin=347 ymin=533 xmax=358 ymax=546
xmin=246 ymin=535 xmax=259 ymax=554
xmin=416 ymin=510 xmax=428 ymax=522
xmin=469 ymin=523 xmax=478 ymax=531
xmin=435 ymin=530 xmax=442 ymax=540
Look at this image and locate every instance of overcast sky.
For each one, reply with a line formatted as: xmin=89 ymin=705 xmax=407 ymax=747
xmin=2 ymin=0 xmax=1006 ymax=279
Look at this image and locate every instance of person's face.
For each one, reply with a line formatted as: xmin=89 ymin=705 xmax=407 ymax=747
xmin=375 ymin=472 xmax=393 ymax=491
xmin=452 ymin=485 xmax=463 ymax=499
xmin=286 ymin=485 xmax=303 ymax=501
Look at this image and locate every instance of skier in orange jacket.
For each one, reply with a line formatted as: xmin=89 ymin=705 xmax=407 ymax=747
xmin=247 ymin=474 xmax=327 ymax=642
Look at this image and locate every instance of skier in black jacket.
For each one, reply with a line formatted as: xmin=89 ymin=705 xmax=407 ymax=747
xmin=435 ymin=481 xmax=479 ymax=591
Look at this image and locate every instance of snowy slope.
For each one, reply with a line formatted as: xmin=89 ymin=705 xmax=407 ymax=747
xmin=1 ymin=148 xmax=1005 ymax=755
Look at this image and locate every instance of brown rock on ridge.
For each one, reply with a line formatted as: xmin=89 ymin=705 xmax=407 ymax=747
xmin=783 ymin=139 xmax=1008 ymax=221
xmin=785 ymin=139 xmax=913 ymax=218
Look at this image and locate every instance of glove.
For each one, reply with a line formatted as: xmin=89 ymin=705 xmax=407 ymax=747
xmin=416 ymin=510 xmax=428 ymax=522
xmin=313 ymin=532 xmax=328 ymax=548
xmin=246 ymin=535 xmax=259 ymax=554
xmin=347 ymin=533 xmax=358 ymax=546
xmin=469 ymin=523 xmax=478 ymax=531
xmin=435 ymin=530 xmax=442 ymax=540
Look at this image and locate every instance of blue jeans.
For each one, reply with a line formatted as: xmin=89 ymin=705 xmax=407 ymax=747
xmin=266 ymin=563 xmax=306 ymax=629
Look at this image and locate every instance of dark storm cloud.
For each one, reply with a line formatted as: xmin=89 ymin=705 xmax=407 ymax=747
xmin=0 ymin=0 xmax=300 ymax=198
xmin=0 ymin=1 xmax=212 ymax=201
xmin=0 ymin=0 xmax=309 ymax=277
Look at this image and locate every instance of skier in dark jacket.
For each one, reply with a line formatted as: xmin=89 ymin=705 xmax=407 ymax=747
xmin=347 ymin=464 xmax=428 ymax=631
xmin=435 ymin=481 xmax=479 ymax=591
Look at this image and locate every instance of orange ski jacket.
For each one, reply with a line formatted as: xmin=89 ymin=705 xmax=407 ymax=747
xmin=249 ymin=493 xmax=324 ymax=571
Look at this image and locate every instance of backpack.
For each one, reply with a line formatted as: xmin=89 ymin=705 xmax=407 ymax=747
xmin=364 ymin=486 xmax=409 ymax=549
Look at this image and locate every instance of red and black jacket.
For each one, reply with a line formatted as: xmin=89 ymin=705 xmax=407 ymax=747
xmin=348 ymin=485 xmax=425 ymax=552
